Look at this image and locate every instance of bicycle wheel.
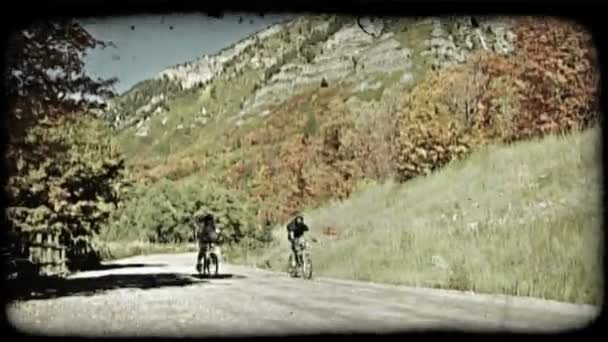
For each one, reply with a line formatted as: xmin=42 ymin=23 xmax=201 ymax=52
xmin=287 ymin=253 xmax=297 ymax=277
xmin=210 ymin=253 xmax=219 ymax=276
xmin=301 ymin=252 xmax=313 ymax=280
xmin=203 ymin=255 xmax=210 ymax=276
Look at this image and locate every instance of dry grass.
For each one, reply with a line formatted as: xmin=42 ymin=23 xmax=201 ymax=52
xmin=245 ymin=126 xmax=603 ymax=305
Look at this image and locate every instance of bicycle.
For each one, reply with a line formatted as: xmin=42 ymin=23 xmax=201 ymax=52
xmin=198 ymin=242 xmax=219 ymax=277
xmin=287 ymin=240 xmax=312 ymax=279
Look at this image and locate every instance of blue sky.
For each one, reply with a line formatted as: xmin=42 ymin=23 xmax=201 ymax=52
xmin=81 ymin=13 xmax=291 ymax=94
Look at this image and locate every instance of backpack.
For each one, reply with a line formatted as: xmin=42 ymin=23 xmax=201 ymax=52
xmin=207 ymin=228 xmax=218 ymax=243
xmin=198 ymin=223 xmax=218 ymax=242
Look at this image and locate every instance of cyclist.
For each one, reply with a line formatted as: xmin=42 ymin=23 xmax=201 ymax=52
xmin=195 ymin=214 xmax=220 ymax=273
xmin=286 ymin=215 xmax=309 ymax=268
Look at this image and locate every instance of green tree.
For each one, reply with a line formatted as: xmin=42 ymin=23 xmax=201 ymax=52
xmin=4 ymin=20 xmax=129 ymax=274
xmin=105 ymin=177 xmax=263 ymax=248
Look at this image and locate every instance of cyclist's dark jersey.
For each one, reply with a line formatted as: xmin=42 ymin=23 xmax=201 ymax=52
xmin=287 ymin=219 xmax=309 ymax=239
xmin=198 ymin=221 xmax=218 ymax=243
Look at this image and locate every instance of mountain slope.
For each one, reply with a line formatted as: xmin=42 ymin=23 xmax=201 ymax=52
xmin=108 ymin=16 xmax=515 ymax=148
xmin=103 ymin=15 xmax=523 ymax=217
xmin=102 ymin=15 xmax=598 ymax=230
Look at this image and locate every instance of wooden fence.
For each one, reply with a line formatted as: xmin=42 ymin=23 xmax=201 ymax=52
xmin=22 ymin=230 xmax=68 ymax=276
xmin=9 ymin=230 xmax=102 ymax=279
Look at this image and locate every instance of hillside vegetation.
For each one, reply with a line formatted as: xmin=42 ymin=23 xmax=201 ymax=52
xmin=106 ymin=16 xmax=597 ymax=226
xmin=242 ymin=126 xmax=603 ymax=305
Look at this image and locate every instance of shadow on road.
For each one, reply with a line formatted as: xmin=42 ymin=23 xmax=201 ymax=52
xmin=190 ymin=273 xmax=247 ymax=280
xmin=6 ymin=272 xmax=207 ymax=302
xmin=86 ymin=263 xmax=169 ymax=271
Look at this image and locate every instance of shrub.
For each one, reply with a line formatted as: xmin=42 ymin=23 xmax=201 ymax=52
xmin=102 ymin=177 xmax=264 ymax=247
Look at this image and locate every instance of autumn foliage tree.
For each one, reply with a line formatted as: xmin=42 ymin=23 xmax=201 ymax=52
xmin=3 ymin=19 xmax=130 ymax=274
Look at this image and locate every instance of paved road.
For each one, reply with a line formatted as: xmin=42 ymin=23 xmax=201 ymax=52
xmin=7 ymin=253 xmax=599 ymax=337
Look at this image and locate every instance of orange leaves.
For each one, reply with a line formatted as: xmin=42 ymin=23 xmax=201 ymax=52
xmin=391 ymin=17 xmax=598 ymax=182
xmin=507 ymin=16 xmax=599 ymax=140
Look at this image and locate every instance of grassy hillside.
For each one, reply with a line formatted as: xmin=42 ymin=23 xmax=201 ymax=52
xmin=240 ymin=126 xmax=603 ymax=305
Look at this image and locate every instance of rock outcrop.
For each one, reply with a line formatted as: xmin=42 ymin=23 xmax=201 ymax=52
xmin=104 ymin=15 xmax=518 ymax=138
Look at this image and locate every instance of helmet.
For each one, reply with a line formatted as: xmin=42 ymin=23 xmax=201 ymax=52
xmin=198 ymin=213 xmax=214 ymax=223
xmin=294 ymin=215 xmax=304 ymax=225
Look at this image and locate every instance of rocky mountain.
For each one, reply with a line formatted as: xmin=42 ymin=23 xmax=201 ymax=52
xmin=104 ymin=15 xmax=514 ymax=135
xmin=102 ymin=15 xmax=598 ymax=224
